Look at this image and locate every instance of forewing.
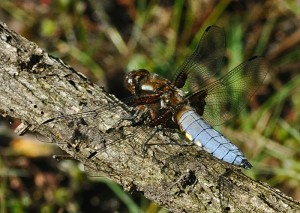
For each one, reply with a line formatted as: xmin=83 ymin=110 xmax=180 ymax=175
xmin=39 ymin=105 xmax=156 ymax=177
xmin=173 ymin=25 xmax=226 ymax=90
xmin=35 ymin=95 xmax=161 ymax=168
xmin=36 ymin=96 xmax=138 ymax=144
xmin=188 ymin=56 xmax=268 ymax=126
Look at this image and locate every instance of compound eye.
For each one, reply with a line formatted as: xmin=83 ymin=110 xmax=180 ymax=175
xmin=127 ymin=78 xmax=133 ymax=85
xmin=136 ymin=69 xmax=150 ymax=76
xmin=124 ymin=73 xmax=136 ymax=93
xmin=124 ymin=69 xmax=150 ymax=94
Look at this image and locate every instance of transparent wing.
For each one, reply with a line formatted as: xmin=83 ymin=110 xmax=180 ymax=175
xmin=35 ymin=95 xmax=142 ymax=148
xmin=173 ymin=25 xmax=226 ymax=90
xmin=36 ymin=97 xmax=158 ymax=169
xmin=188 ymin=56 xmax=268 ymax=126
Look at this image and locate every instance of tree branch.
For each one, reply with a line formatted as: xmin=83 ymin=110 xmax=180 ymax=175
xmin=0 ymin=21 xmax=299 ymax=213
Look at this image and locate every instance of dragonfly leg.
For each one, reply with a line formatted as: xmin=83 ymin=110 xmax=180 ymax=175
xmin=141 ymin=128 xmax=158 ymax=157
xmin=116 ymin=106 xmax=149 ymax=128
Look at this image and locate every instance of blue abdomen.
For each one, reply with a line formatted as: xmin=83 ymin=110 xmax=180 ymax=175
xmin=176 ymin=108 xmax=251 ymax=169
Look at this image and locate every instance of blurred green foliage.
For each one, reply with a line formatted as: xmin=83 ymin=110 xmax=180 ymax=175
xmin=1 ymin=0 xmax=300 ymax=212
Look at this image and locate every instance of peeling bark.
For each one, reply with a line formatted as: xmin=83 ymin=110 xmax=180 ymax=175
xmin=0 ymin=21 xmax=299 ymax=213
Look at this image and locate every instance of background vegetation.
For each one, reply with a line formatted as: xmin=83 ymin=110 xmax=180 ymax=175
xmin=0 ymin=0 xmax=300 ymax=212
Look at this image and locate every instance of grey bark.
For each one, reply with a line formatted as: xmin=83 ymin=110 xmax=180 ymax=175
xmin=0 ymin=21 xmax=299 ymax=213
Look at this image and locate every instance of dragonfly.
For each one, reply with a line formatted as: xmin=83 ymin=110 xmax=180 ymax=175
xmin=122 ymin=26 xmax=267 ymax=168
xmin=40 ymin=25 xmax=267 ymax=169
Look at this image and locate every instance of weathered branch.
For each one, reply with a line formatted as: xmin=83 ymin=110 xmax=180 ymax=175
xmin=0 ymin=21 xmax=299 ymax=213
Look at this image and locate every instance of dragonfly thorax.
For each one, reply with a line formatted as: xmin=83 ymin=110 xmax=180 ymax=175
xmin=125 ymin=69 xmax=187 ymax=123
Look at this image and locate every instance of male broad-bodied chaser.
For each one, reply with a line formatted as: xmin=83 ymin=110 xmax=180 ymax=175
xmin=123 ymin=26 xmax=267 ymax=169
xmin=40 ymin=26 xmax=267 ymax=169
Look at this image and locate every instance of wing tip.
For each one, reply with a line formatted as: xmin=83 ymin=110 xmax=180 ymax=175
xmin=248 ymin=55 xmax=264 ymax=61
xmin=206 ymin=25 xmax=212 ymax=32
xmin=205 ymin=25 xmax=221 ymax=32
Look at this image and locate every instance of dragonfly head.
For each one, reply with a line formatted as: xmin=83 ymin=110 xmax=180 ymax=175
xmin=124 ymin=69 xmax=151 ymax=95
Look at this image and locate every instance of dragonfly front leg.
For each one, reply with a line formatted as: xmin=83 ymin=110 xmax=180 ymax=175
xmin=117 ymin=105 xmax=149 ymax=127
